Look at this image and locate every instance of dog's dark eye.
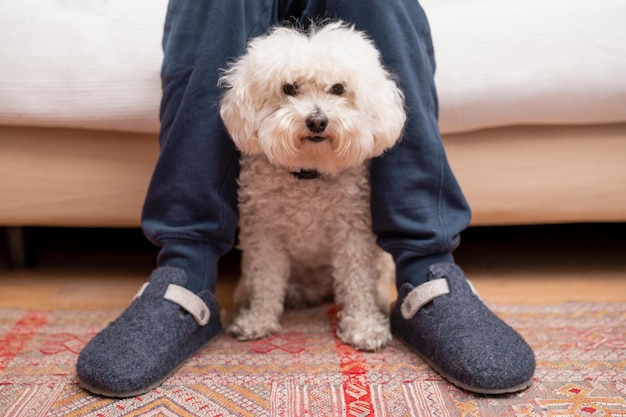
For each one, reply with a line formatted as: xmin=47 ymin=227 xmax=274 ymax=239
xmin=329 ymin=83 xmax=345 ymax=95
xmin=283 ymin=83 xmax=298 ymax=96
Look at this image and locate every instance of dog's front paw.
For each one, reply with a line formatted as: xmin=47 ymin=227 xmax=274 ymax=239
xmin=337 ymin=311 xmax=392 ymax=352
xmin=227 ymin=309 xmax=282 ymax=341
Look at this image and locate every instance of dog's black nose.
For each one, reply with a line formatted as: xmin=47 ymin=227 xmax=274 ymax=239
xmin=306 ymin=113 xmax=328 ymax=133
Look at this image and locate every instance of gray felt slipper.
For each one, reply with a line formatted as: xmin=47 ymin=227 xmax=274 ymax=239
xmin=76 ymin=266 xmax=222 ymax=398
xmin=391 ymin=263 xmax=535 ymax=394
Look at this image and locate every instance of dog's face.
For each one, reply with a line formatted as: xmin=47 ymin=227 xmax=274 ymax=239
xmin=219 ymin=22 xmax=406 ymax=175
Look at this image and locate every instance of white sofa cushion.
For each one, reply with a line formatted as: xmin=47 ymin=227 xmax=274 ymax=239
xmin=0 ymin=0 xmax=625 ymax=135
xmin=0 ymin=0 xmax=167 ymax=133
xmin=424 ymin=0 xmax=626 ymax=133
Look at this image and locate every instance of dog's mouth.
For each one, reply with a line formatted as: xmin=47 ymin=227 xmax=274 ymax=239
xmin=299 ymin=134 xmax=335 ymax=148
xmin=307 ymin=135 xmax=326 ymax=143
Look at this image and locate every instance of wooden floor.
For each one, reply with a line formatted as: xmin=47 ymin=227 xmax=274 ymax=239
xmin=0 ymin=224 xmax=625 ymax=310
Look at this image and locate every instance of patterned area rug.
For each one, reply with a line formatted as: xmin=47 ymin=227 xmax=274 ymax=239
xmin=1 ymin=303 xmax=625 ymax=416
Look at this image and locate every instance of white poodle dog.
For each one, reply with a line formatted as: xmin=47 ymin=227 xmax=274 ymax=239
xmin=219 ymin=21 xmax=406 ymax=351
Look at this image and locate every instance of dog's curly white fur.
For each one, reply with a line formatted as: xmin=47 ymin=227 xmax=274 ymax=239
xmin=219 ymin=22 xmax=406 ymax=351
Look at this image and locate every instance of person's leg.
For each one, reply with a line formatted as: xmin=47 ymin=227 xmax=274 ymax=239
xmin=77 ymin=0 xmax=283 ymax=397
xmin=321 ymin=0 xmax=535 ymax=394
xmin=144 ymin=0 xmax=285 ymax=295
xmin=320 ymin=0 xmax=468 ymax=283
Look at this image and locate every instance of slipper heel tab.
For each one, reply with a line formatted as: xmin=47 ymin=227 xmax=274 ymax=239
xmin=401 ymin=278 xmax=450 ymax=319
xmin=164 ymin=284 xmax=211 ymax=326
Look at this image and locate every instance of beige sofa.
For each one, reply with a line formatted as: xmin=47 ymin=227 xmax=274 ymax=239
xmin=1 ymin=0 xmax=625 ymax=234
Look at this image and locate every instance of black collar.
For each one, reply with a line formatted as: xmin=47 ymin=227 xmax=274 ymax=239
xmin=291 ymin=169 xmax=321 ymax=180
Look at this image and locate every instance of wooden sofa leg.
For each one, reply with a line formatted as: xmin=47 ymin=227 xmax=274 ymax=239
xmin=5 ymin=227 xmax=30 ymax=269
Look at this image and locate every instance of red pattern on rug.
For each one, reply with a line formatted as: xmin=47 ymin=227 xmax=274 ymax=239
xmin=0 ymin=311 xmax=47 ymax=371
xmin=0 ymin=303 xmax=625 ymax=416
xmin=328 ymin=305 xmax=374 ymax=417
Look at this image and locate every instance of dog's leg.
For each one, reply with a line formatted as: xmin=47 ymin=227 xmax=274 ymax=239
xmin=374 ymin=251 xmax=396 ymax=316
xmin=332 ymin=231 xmax=392 ymax=352
xmin=228 ymin=239 xmax=290 ymax=340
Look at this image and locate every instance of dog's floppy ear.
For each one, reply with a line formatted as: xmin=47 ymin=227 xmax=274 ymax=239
xmin=219 ymin=65 xmax=262 ymax=155
xmin=369 ymin=78 xmax=406 ymax=157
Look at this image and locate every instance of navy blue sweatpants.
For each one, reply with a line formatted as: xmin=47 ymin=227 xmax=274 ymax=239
xmin=142 ymin=0 xmax=471 ymax=294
